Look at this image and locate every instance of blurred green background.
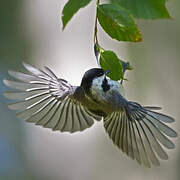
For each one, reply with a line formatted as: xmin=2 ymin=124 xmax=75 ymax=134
xmin=0 ymin=0 xmax=179 ymax=180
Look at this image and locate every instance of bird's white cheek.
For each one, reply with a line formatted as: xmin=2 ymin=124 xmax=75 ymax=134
xmin=90 ymin=77 xmax=105 ymax=102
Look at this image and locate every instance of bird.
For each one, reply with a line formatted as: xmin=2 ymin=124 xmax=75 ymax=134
xmin=3 ymin=62 xmax=177 ymax=168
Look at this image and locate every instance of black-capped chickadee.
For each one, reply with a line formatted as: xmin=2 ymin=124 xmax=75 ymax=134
xmin=3 ymin=63 xmax=177 ymax=168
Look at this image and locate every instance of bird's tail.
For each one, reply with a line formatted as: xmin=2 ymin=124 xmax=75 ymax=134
xmin=103 ymin=101 xmax=177 ymax=167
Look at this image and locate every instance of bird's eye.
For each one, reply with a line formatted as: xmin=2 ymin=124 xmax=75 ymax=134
xmin=97 ymin=71 xmax=104 ymax=77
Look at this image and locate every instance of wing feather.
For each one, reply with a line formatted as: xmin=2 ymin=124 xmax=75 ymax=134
xmin=104 ymin=101 xmax=177 ymax=167
xmin=133 ymin=118 xmax=151 ymax=167
xmin=127 ymin=117 xmax=134 ymax=160
xmin=136 ymin=117 xmax=160 ymax=166
xmin=130 ymin=119 xmax=141 ymax=165
xmin=4 ymin=63 xmax=101 ymax=133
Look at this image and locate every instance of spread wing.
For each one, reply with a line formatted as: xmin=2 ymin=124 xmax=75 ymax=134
xmin=104 ymin=101 xmax=177 ymax=167
xmin=3 ymin=62 xmax=101 ymax=133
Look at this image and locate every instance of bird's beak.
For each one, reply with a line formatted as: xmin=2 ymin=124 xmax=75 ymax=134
xmin=105 ymin=70 xmax=111 ymax=75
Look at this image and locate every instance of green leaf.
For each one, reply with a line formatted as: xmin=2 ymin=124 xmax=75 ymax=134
xmin=62 ymin=0 xmax=92 ymax=29
xmin=111 ymin=0 xmax=171 ymax=19
xmin=100 ymin=50 xmax=123 ymax=80
xmin=97 ymin=4 xmax=142 ymax=42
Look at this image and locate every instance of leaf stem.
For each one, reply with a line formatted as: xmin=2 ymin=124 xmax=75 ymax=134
xmin=94 ymin=0 xmax=100 ymax=45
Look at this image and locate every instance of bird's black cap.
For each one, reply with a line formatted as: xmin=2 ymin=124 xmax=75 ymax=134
xmin=80 ymin=68 xmax=106 ymax=93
